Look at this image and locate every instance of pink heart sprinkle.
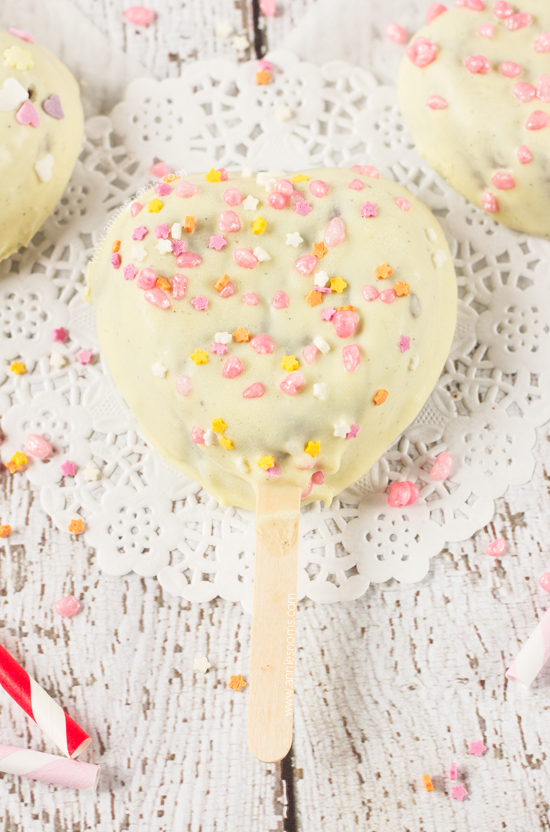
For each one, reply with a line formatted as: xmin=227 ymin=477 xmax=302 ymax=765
xmin=362 ymin=285 xmax=379 ymax=302
xmin=506 ymin=12 xmax=531 ymax=31
xmin=513 ymin=82 xmax=536 ymax=102
xmin=302 ymin=345 xmax=319 ymax=364
xmin=481 ymin=191 xmax=499 ymax=213
xmin=380 ymin=288 xmax=397 ymax=303
xmin=176 ymin=374 xmax=192 ymax=396
xmin=538 ymin=573 xmax=550 ymax=592
xmin=219 ymin=281 xmax=235 ymax=298
xmin=491 ymin=171 xmax=515 ymax=190
xmin=333 ymin=311 xmax=359 ymax=338
xmin=324 ymin=217 xmax=346 ymax=247
xmin=349 ymin=178 xmax=364 ymax=190
xmin=526 ymin=110 xmax=550 ymax=130
xmin=250 ymin=334 xmax=275 ymax=354
xmin=16 ymin=100 xmax=40 ymax=127
xmin=477 ymin=23 xmax=494 ymax=38
xmin=222 ymin=356 xmax=243 ymax=379
xmin=406 ymin=37 xmax=438 ymax=67
xmin=137 ymin=268 xmax=157 ymax=289
xmin=493 ymin=0 xmax=513 ymax=18
xmin=429 ymin=452 xmax=452 ymax=481
xmin=26 ymin=433 xmax=53 ymax=459
xmin=130 ymin=202 xmax=143 ymax=216
xmin=150 ymin=161 xmax=169 ymax=177
xmin=464 ymin=55 xmax=490 ymax=74
xmin=395 ymin=197 xmax=411 ymax=211
xmin=234 ymin=248 xmax=258 ymax=269
xmin=272 ymin=291 xmax=289 ymax=309
xmin=243 ymin=382 xmax=265 ymax=399
xmin=242 ymin=292 xmax=259 ymax=305
xmin=176 ymin=180 xmax=199 ymax=198
xmin=426 ymin=3 xmax=447 ymax=23
xmin=55 ymin=595 xmax=81 ymax=618
xmin=426 ymin=95 xmax=448 ymax=110
xmin=486 ymin=537 xmax=506 ymax=558
xmin=294 ymin=254 xmax=318 ymax=276
xmin=219 ymin=210 xmax=241 ymax=233
xmin=42 ymin=94 xmax=64 ymax=119
xmin=309 ymin=179 xmax=329 ymax=198
xmin=124 ymin=5 xmax=156 ymax=26
xmin=280 ymin=372 xmax=305 ymax=396
xmin=516 ymin=145 xmax=533 ymax=164
xmin=223 ymin=188 xmax=243 ymax=206
xmin=536 ymin=74 xmax=550 ymax=103
xmin=274 ymin=179 xmax=294 ymax=196
xmin=500 ymin=61 xmax=521 ymax=78
xmin=268 ymin=191 xmax=288 ymax=210
xmin=342 ymin=344 xmax=360 ymax=371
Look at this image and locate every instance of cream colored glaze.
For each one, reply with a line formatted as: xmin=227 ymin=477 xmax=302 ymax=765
xmin=398 ymin=1 xmax=550 ymax=240
xmin=0 ymin=30 xmax=83 ymax=261
xmin=86 ymin=168 xmax=457 ymax=510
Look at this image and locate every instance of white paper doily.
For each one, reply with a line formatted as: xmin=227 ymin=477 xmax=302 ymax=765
xmin=1 ymin=51 xmax=549 ymax=612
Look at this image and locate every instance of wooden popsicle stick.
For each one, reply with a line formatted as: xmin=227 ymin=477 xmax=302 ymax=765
xmin=247 ymin=483 xmax=302 ymax=763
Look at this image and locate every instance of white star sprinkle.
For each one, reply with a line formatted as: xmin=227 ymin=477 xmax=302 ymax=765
xmin=232 ymin=35 xmax=250 ymax=52
xmin=49 ymin=352 xmax=67 ymax=369
xmin=314 ymin=270 xmax=329 ymax=286
xmin=131 ymin=245 xmax=147 ymax=262
xmin=171 ymin=222 xmax=182 ymax=240
xmin=313 ymin=337 xmax=330 ymax=354
xmin=253 ymin=246 xmax=270 ymax=262
xmin=156 ymin=239 xmax=172 ymax=254
xmin=152 ymin=362 xmax=168 ymax=378
xmin=215 ymin=331 xmax=232 ymax=344
xmin=243 ymin=195 xmax=259 ymax=211
xmin=275 ymin=106 xmax=293 ymax=122
xmin=204 ymin=429 xmax=215 ymax=446
xmin=313 ymin=383 xmax=328 ymax=401
xmin=286 ymin=232 xmax=303 ymax=247
xmin=215 ymin=21 xmax=234 ymax=38
xmin=81 ymin=464 xmax=101 ymax=482
xmin=333 ymin=421 xmax=350 ymax=438
xmin=193 ymin=656 xmax=212 ymax=673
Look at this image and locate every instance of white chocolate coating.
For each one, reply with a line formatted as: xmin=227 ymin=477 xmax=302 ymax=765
xmin=0 ymin=30 xmax=84 ymax=261
xmin=398 ymin=1 xmax=550 ymax=239
xmin=86 ymin=168 xmax=457 ymax=510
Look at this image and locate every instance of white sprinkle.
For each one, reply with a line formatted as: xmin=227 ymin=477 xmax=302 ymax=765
xmin=425 ymin=227 xmax=437 ymax=243
xmin=236 ymin=457 xmax=250 ymax=474
xmin=35 ymin=154 xmax=54 ymax=183
xmin=232 ymin=34 xmax=250 ymax=52
xmin=131 ymin=245 xmax=147 ymax=262
xmin=313 ymin=383 xmax=328 ymax=401
xmin=204 ymin=429 xmax=215 ymax=446
xmin=256 ymin=170 xmax=285 ymax=192
xmin=152 ymin=362 xmax=168 ymax=378
xmin=193 ymin=656 xmax=212 ymax=673
xmin=215 ymin=21 xmax=234 ymax=38
xmin=49 ymin=352 xmax=67 ymax=369
xmin=81 ymin=464 xmax=101 ymax=482
xmin=156 ymin=239 xmax=172 ymax=254
xmin=314 ymin=270 xmax=329 ymax=287
xmin=171 ymin=222 xmax=182 ymax=240
xmin=243 ymin=195 xmax=259 ymax=211
xmin=241 ymin=167 xmax=253 ymax=178
xmin=286 ymin=232 xmax=303 ymax=247
xmin=409 ymin=355 xmax=420 ymax=372
xmin=274 ymin=105 xmax=293 ymax=122
xmin=215 ymin=331 xmax=233 ymax=344
xmin=313 ymin=337 xmax=330 ymax=354
xmin=0 ymin=77 xmax=28 ymax=111
xmin=431 ymin=249 xmax=447 ymax=268
xmin=333 ymin=421 xmax=350 ymax=438
xmin=253 ymin=246 xmax=270 ymax=262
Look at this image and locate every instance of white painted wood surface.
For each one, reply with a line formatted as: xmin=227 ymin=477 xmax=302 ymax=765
xmin=2 ymin=1 xmax=550 ymax=829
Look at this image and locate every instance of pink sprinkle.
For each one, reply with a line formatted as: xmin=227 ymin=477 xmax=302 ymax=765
xmin=16 ymin=100 xmax=40 ymax=127
xmin=469 ymin=740 xmax=487 ymax=757
xmin=361 ymin=202 xmax=378 ymax=218
xmin=526 ymin=110 xmax=550 ymax=130
xmin=386 ymin=22 xmax=408 ymax=44
xmin=406 ymin=37 xmax=438 ymax=67
xmin=301 ymin=480 xmax=313 ymax=500
xmin=477 ymin=23 xmax=495 ymax=38
xmin=280 ymin=371 xmax=305 ymax=396
xmin=342 ymin=344 xmax=360 ymax=371
xmin=380 ymin=288 xmax=397 ymax=303
xmin=314 ymin=286 xmax=332 ymax=294
xmin=539 ymin=573 xmax=550 ymax=592
xmin=149 ymin=161 xmax=169 ymax=177
xmin=395 ymin=197 xmax=411 ymax=211
xmin=209 ymin=235 xmax=227 ymax=251
xmin=346 ymin=425 xmax=359 ymax=439
xmin=219 ymin=282 xmax=235 ymax=298
xmin=234 ymin=248 xmax=259 ymax=269
xmin=176 ymin=252 xmax=203 ymax=268
xmin=536 ymin=74 xmax=550 ymax=103
xmin=430 ymin=451 xmax=452 ymax=481
xmin=219 ymin=210 xmax=241 ymax=233
xmin=259 ymin=0 xmax=277 ymax=16
xmin=267 ymin=463 xmax=281 ymax=479
xmin=124 ymin=6 xmax=156 ymax=26
xmin=487 ymin=537 xmax=506 ymax=558
xmin=492 ymin=171 xmax=515 ymax=190
xmin=61 ymin=460 xmax=77 ymax=477
xmin=294 ymin=200 xmax=313 ymax=216
xmin=211 ymin=342 xmax=228 ymax=355
xmin=124 ymin=264 xmax=138 ymax=281
xmin=144 ymin=287 xmax=171 ymax=310
xmin=172 ymin=274 xmax=187 ymax=299
xmin=312 ymin=471 xmax=325 ymax=485
xmin=268 ymin=192 xmax=288 ymax=210
xmin=243 ymin=292 xmax=259 ymax=305
xmin=190 ymin=426 xmax=205 ymax=444
xmin=534 ymin=33 xmax=550 ymax=53
xmin=26 ymin=434 xmax=53 ymax=459
xmin=289 ymin=191 xmax=303 ymax=206
xmin=295 ymin=254 xmax=318 ymax=276
xmin=219 ymin=169 xmax=228 ymax=181
xmin=309 ymin=179 xmax=329 ymax=198
xmin=155 ymin=223 xmax=170 ymax=239
xmin=137 ymin=268 xmax=157 ymax=289
xmin=258 ymin=59 xmax=273 ymax=71
xmin=500 ymin=61 xmax=521 ymax=78
xmin=362 ymin=285 xmax=379 ymax=302
xmin=176 ymin=374 xmax=192 ymax=396
xmin=461 ymin=0 xmax=485 ymax=9
xmin=77 ymin=350 xmax=93 ymax=365
xmin=130 ymin=202 xmax=143 ymax=216
xmin=274 ymin=179 xmax=294 ymax=196
xmin=55 ymin=595 xmax=81 ymax=617
xmin=176 ymin=180 xmax=199 ymax=198
xmin=191 ymin=295 xmax=208 ymax=311
xmin=516 ymin=145 xmax=533 ymax=164
xmin=449 ymin=762 xmax=457 ymax=780
xmin=272 ymin=291 xmax=289 ymax=309
xmin=426 ymin=95 xmax=448 ymax=109
xmin=250 ymin=334 xmax=275 ymax=354
xmin=349 ymin=178 xmax=364 ymax=190
xmin=302 ymin=345 xmax=319 ymax=364
xmin=506 ymin=12 xmax=532 ymax=31
xmin=513 ymin=82 xmax=536 ymax=102
xmin=450 ymin=785 xmax=468 ymax=802
xmin=388 ymin=481 xmax=420 ymax=507
xmin=426 ymin=3 xmax=447 ymax=23
xmin=171 ymin=240 xmax=186 ymax=256
xmin=8 ymin=28 xmax=35 ymax=43
xmin=324 ymin=217 xmax=346 ymax=247
xmin=399 ymin=335 xmax=411 ymax=352
xmin=222 ymin=356 xmax=243 ymax=379
xmin=321 ymin=307 xmax=337 ymax=321
xmin=351 ymin=164 xmax=379 ymax=178
xmin=154 ymin=183 xmax=171 ymax=196
xmin=333 ymin=310 xmax=358 ymax=338
xmin=243 ymin=382 xmax=265 ymax=398
xmin=223 ymin=188 xmax=243 ymax=206
xmin=132 ymin=225 xmax=148 ymax=240
xmin=493 ymin=0 xmax=513 ymax=18
xmin=53 ymin=327 xmax=68 ymax=342
xmin=481 ymin=191 xmax=499 ymax=213
xmin=464 ymin=55 xmax=490 ymax=74
xmin=111 ymin=253 xmax=121 ymax=269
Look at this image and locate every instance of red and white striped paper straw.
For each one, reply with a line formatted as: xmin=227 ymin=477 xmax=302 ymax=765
xmin=0 ymin=745 xmax=99 ymax=790
xmin=0 ymin=644 xmax=90 ymax=758
xmin=506 ymin=607 xmax=550 ymax=689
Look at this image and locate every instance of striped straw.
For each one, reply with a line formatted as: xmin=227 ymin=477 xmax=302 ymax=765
xmin=0 ymin=745 xmax=99 ymax=790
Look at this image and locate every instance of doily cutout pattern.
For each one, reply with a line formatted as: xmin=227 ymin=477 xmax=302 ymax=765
xmin=1 ymin=51 xmax=549 ymax=612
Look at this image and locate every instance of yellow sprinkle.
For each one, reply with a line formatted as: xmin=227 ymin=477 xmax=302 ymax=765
xmin=330 ymin=277 xmax=348 ymax=294
xmin=219 ymin=436 xmax=234 ymax=450
xmin=205 ymin=168 xmax=222 ymax=183
xmin=3 ymin=46 xmax=33 ymax=72
xmin=10 ymin=361 xmax=26 ymax=375
xmin=212 ymin=418 xmax=227 ymax=434
xmin=281 ymin=355 xmax=299 ymax=372
xmin=252 ymin=217 xmax=267 ymax=235
xmin=190 ymin=349 xmax=208 ymax=365
xmin=6 ymin=452 xmax=27 ymax=473
xmin=304 ymin=441 xmax=320 ymax=458
xmin=148 ymin=198 xmax=163 ymax=213
xmin=257 ymin=455 xmax=274 ymax=470
xmin=291 ymin=174 xmax=309 ymax=183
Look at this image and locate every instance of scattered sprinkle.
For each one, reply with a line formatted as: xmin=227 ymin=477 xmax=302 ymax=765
xmin=0 ymin=525 xmax=12 ymax=538
xmin=295 ymin=200 xmax=313 ymax=216
xmin=394 ymin=281 xmax=409 ymax=297
xmin=3 ymin=45 xmax=34 ymax=71
xmin=361 ymin=201 xmax=378 ymax=218
xmin=209 ymin=234 xmax=227 ymax=251
xmin=256 ymin=69 xmax=271 ymax=85
xmin=77 ymin=350 xmax=93 ymax=365
xmin=191 ymin=295 xmax=209 ymax=311
xmin=398 ymin=335 xmax=411 ymax=352
xmin=243 ymin=195 xmax=259 ymax=211
xmin=286 ymin=232 xmax=303 ymax=247
xmin=258 ymin=455 xmax=275 ymax=470
xmin=376 ymin=263 xmax=393 ymax=280
xmin=487 ymin=537 xmax=506 ymax=558
xmin=50 ymin=352 xmax=67 ymax=369
xmin=329 ymin=277 xmax=347 ymax=294
xmin=219 ymin=436 xmax=234 ymax=450
xmin=253 ymin=246 xmax=270 ymax=262
xmin=10 ymin=361 xmax=26 ymax=375
xmin=275 ymin=105 xmax=293 ymax=121
xmin=422 ymin=775 xmax=434 ymax=793
xmin=124 ymin=6 xmax=156 ymax=26
xmin=193 ymin=656 xmax=211 ymax=673
xmin=148 ymin=198 xmax=163 ymax=212
xmin=152 ymin=361 xmax=168 ymax=378
xmin=333 ymin=422 xmax=351 ymax=438
xmin=449 ymin=762 xmax=457 ymax=780
xmin=281 ymin=355 xmax=299 ymax=371
xmin=82 ymin=464 xmax=101 ymax=482
xmin=252 ymin=216 xmax=267 ymax=234
xmin=55 ymin=595 xmax=81 ymax=617
xmin=190 ymin=350 xmax=208 ymax=365
xmin=232 ymin=35 xmax=250 ymax=52
xmin=233 ymin=327 xmax=251 ymax=342
xmin=306 ymin=289 xmax=323 ymax=307
xmin=228 ymin=673 xmax=247 ymax=691
xmin=304 ymin=441 xmax=320 ymax=457
xmin=6 ymin=452 xmax=27 ymax=473
xmin=313 ymin=382 xmax=328 ymax=400
xmin=215 ymin=21 xmax=234 ymax=38
xmin=469 ymin=740 xmax=487 ymax=757
xmin=430 ymin=452 xmax=452 ymax=481
xmin=450 ymin=784 xmax=468 ymax=801
xmin=68 ymin=519 xmax=85 ymax=535
xmin=373 ymin=389 xmax=388 ymax=406
xmin=386 ymin=22 xmax=408 ymax=44
xmin=212 ymin=418 xmax=227 ymax=434
xmin=539 ymin=573 xmax=550 ymax=592
xmin=395 ymin=197 xmax=411 ymax=211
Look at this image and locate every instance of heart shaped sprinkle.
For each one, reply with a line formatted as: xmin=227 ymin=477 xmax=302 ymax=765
xmin=16 ymin=99 xmax=39 ymax=127
xmin=0 ymin=77 xmax=28 ymax=111
xmin=35 ymin=154 xmax=54 ymax=183
xmin=42 ymin=93 xmax=64 ymax=119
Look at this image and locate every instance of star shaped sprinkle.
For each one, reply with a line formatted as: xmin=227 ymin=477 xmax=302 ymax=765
xmin=376 ymin=262 xmax=393 ymax=280
xmin=432 ymin=249 xmax=447 ymax=268
xmin=399 ymin=335 xmax=411 ymax=353
xmin=313 ymin=383 xmax=328 ymax=400
xmin=253 ymin=246 xmax=270 ymax=262
xmin=450 ymin=784 xmax=468 ymax=801
xmin=6 ymin=452 xmax=27 ymax=473
xmin=171 ymin=240 xmax=186 ymax=256
xmin=152 ymin=362 xmax=168 ymax=377
xmin=124 ymin=264 xmax=137 ymax=281
xmin=191 ymin=296 xmax=209 ymax=311
xmin=203 ymin=429 xmax=215 ymax=446
xmin=469 ymin=740 xmax=487 ymax=757
xmin=257 ymin=455 xmax=275 ymax=470
xmin=330 ymin=276 xmax=347 ymax=294
xmin=304 ymin=441 xmax=320 ymax=457
xmin=211 ymin=342 xmax=228 ymax=355
xmin=291 ymin=173 xmax=309 ymax=183
xmin=61 ymin=461 xmax=77 ymax=477
xmin=77 ymin=350 xmax=93 ymax=365
xmin=148 ymin=198 xmax=163 ymax=213
xmin=209 ymin=234 xmax=227 ymax=251
xmin=155 ymin=223 xmax=170 ymax=239
xmin=131 ymin=245 xmax=147 ymax=262
xmin=232 ymin=35 xmax=250 ymax=52
xmin=82 ymin=464 xmax=101 ymax=482
xmin=233 ymin=327 xmax=251 ymax=342
xmin=228 ymin=673 xmax=247 ymax=690
xmin=190 ymin=350 xmax=208 ymax=365
xmin=334 ymin=423 xmax=351 ymax=439
xmin=193 ymin=656 xmax=211 ymax=673
xmin=50 ymin=352 xmax=67 ymax=369
xmin=346 ymin=424 xmax=359 ymax=439
xmin=394 ymin=281 xmax=409 ymax=297
xmin=219 ymin=436 xmax=234 ymax=450
xmin=256 ymin=69 xmax=271 ymax=85
xmin=215 ymin=331 xmax=233 ymax=344
xmin=68 ymin=518 xmax=85 ymax=535
xmin=315 ymin=270 xmax=329 ymax=286
xmin=9 ymin=361 xmax=26 ymax=375
xmin=212 ymin=418 xmax=227 ymax=434
xmin=281 ymin=355 xmax=299 ymax=371
xmin=205 ymin=168 xmax=221 ymax=183
xmin=243 ymin=195 xmax=259 ymax=210
xmin=252 ymin=216 xmax=267 ymax=234
xmin=312 ymin=242 xmax=328 ymax=258
xmin=295 ymin=200 xmax=312 ymax=216
xmin=286 ymin=232 xmax=303 ymax=247
xmin=156 ymin=239 xmax=172 ymax=254
xmin=0 ymin=525 xmax=11 ymax=538
xmin=53 ymin=327 xmax=68 ymax=342
xmin=215 ymin=21 xmax=234 ymax=38
xmin=361 ymin=201 xmax=378 ymax=218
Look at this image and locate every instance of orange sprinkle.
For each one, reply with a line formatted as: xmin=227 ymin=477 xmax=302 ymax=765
xmin=255 ymin=69 xmax=271 ymax=85
xmin=162 ymin=173 xmax=178 ymax=183
xmin=215 ymin=273 xmax=231 ymax=292
xmin=338 ymin=305 xmax=355 ymax=312
xmin=68 ymin=519 xmax=85 ymax=535
xmin=156 ymin=277 xmax=171 ymax=291
xmin=233 ymin=327 xmax=251 ymax=343
xmin=376 ymin=263 xmax=393 ymax=280
xmin=0 ymin=525 xmax=12 ymax=538
xmin=373 ymin=389 xmax=388 ymax=406
xmin=306 ymin=290 xmax=323 ymax=307
xmin=228 ymin=674 xmax=247 ymax=691
xmin=422 ymin=775 xmax=434 ymax=793
xmin=112 ymin=240 xmax=121 ymax=253
xmin=184 ymin=215 xmax=196 ymax=232
xmin=6 ymin=452 xmax=27 ymax=474
xmin=312 ymin=242 xmax=328 ymax=259
xmin=394 ymin=281 xmax=409 ymax=297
